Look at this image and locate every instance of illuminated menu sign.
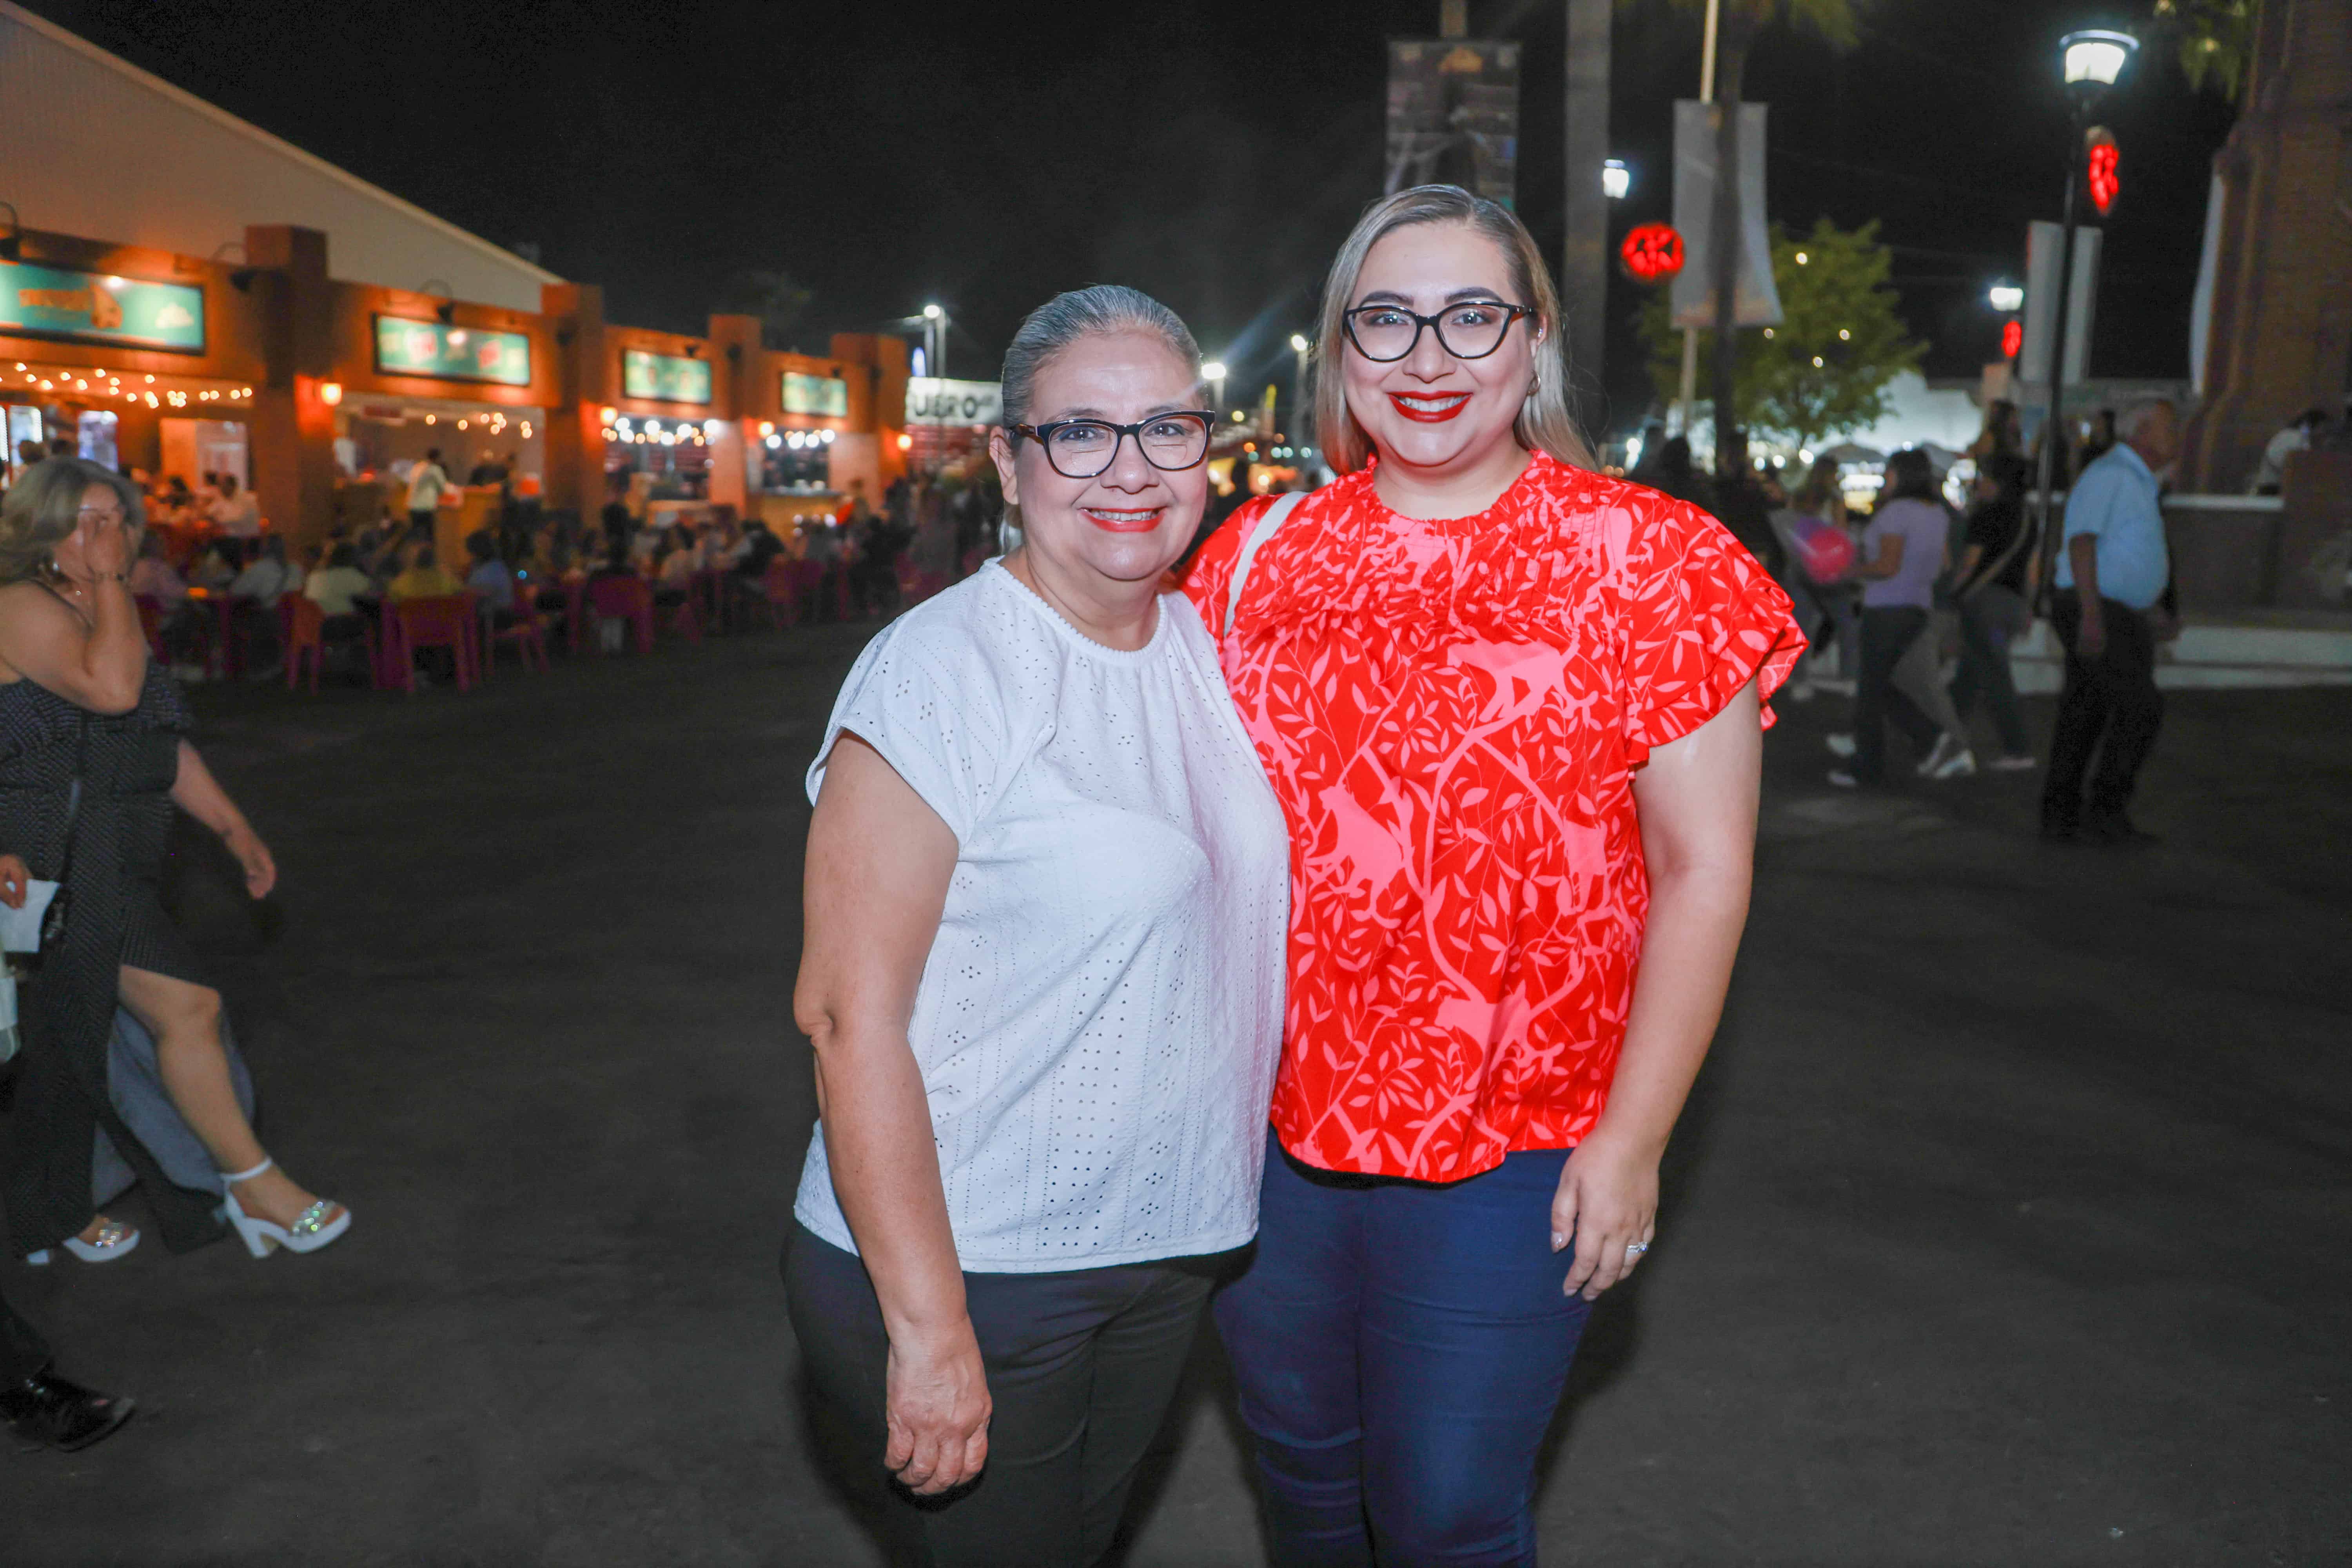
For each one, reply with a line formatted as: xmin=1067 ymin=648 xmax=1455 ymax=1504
xmin=372 ymin=316 xmax=532 ymax=386
xmin=0 ymin=261 xmax=205 ymax=351
xmin=622 ymin=348 xmax=712 ymax=404
xmin=782 ymin=370 xmax=849 ymax=418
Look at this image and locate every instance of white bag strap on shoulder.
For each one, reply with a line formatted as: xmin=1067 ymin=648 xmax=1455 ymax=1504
xmin=1223 ymin=490 xmax=1309 ymax=637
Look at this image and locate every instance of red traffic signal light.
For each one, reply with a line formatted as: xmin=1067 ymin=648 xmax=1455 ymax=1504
xmin=1619 ymin=223 xmax=1685 ymax=285
xmin=2086 ymin=129 xmax=2120 ymax=216
xmin=2002 ymin=319 xmax=2023 ymax=361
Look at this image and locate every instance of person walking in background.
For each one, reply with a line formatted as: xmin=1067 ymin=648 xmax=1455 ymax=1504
xmin=785 ymin=286 xmax=1288 ymax=1567
xmin=2042 ymin=398 xmax=2179 ymax=846
xmin=1630 ymin=432 xmax=1714 ymax=513
xmin=1829 ymin=448 xmax=1975 ymax=788
xmin=1188 ymin=186 xmax=1801 ymax=1565
xmin=1947 ymin=453 xmax=2039 ymax=771
xmin=0 ymin=458 xmax=348 ymax=1269
xmin=1969 ymin=399 xmax=2024 ymax=464
xmin=405 ymin=446 xmax=450 ymax=537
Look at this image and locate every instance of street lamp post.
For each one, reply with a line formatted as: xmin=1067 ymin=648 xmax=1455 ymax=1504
xmin=1202 ymin=360 xmax=1229 ymax=421
xmin=2036 ymin=29 xmax=2138 ymax=557
xmin=1288 ymin=335 xmax=1311 ymax=440
xmin=922 ymin=303 xmax=946 ymax=381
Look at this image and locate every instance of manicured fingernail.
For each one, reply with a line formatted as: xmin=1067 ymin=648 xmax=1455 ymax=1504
xmin=1551 ymin=1231 xmax=1565 ymax=1252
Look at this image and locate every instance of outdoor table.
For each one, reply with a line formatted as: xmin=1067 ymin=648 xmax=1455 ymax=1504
xmin=183 ymin=588 xmax=240 ymax=679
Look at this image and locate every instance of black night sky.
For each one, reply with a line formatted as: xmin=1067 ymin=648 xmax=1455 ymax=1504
xmin=28 ymin=0 xmax=2239 ymax=437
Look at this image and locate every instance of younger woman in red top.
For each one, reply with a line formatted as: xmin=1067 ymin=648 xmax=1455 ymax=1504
xmin=1188 ymin=186 xmax=1802 ymax=1564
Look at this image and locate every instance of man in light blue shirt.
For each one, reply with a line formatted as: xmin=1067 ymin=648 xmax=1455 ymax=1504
xmin=2043 ymin=399 xmax=2178 ymax=846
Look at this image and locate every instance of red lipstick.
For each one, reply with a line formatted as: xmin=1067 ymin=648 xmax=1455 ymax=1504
xmin=1080 ymin=506 xmax=1165 ymax=534
xmin=1387 ymin=390 xmax=1472 ymax=423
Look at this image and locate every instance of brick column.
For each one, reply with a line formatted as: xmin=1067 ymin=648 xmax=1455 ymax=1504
xmin=243 ymin=224 xmax=336 ymax=552
xmin=706 ymin=313 xmax=763 ymax=516
xmin=2180 ymin=0 xmax=2352 ymax=490
xmin=542 ymin=282 xmax=610 ymax=523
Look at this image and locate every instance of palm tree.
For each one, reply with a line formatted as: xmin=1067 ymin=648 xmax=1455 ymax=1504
xmin=2152 ymin=0 xmax=2258 ymax=101
xmin=1641 ymin=0 xmax=1864 ymax=473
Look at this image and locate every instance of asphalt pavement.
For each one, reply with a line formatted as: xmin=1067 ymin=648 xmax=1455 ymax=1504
xmin=2 ymin=616 xmax=2345 ymax=1566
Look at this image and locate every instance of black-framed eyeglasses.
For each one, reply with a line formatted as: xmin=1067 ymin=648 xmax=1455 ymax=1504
xmin=1342 ymin=301 xmax=1535 ymax=363
xmin=1012 ymin=411 xmax=1215 ymax=480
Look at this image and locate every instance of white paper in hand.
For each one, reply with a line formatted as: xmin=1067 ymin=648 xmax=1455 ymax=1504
xmin=0 ymin=879 xmax=61 ymax=953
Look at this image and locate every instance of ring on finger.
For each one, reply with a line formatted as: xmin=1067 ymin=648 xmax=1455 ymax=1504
xmin=1625 ymin=1241 xmax=1649 ymax=1256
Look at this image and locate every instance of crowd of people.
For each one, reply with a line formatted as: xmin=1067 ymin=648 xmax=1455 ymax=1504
xmin=1622 ymin=386 xmax=2179 ymax=842
xmin=0 ymin=440 xmax=1008 ymax=1454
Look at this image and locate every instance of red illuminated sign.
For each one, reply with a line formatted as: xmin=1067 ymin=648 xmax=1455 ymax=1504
xmin=1619 ymin=223 xmax=1685 ymax=285
xmin=2086 ymin=134 xmax=2120 ymax=216
xmin=2002 ymin=320 xmax=2024 ymax=360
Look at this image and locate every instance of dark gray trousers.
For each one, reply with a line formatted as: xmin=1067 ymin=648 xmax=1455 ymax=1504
xmin=784 ymin=1223 xmax=1221 ymax=1568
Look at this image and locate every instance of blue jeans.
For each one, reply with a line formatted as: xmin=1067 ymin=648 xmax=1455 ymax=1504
xmin=1213 ymin=1131 xmax=1592 ymax=1567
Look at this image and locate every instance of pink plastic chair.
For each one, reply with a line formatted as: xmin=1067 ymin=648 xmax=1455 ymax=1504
xmin=584 ymin=577 xmax=656 ymax=654
xmin=387 ymin=595 xmax=479 ymax=692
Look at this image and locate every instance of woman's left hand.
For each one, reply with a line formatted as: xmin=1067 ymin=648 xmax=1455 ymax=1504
xmin=223 ymin=825 xmax=276 ymax=899
xmin=1551 ymin=1129 xmax=1659 ymax=1301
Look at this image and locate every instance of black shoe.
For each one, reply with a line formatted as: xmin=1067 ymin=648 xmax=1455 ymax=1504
xmin=1 ymin=1367 xmax=135 ymax=1452
xmin=2082 ymin=814 xmax=2160 ymax=848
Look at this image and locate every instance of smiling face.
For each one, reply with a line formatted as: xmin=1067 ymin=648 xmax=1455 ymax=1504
xmin=989 ymin=330 xmax=1207 ymax=588
xmin=1339 ymin=222 xmax=1539 ymax=476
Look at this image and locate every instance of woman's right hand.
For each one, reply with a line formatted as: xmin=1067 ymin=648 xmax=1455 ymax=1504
xmin=80 ymin=510 xmax=130 ymax=578
xmin=882 ymin=1318 xmax=991 ymax=1495
xmin=0 ymin=854 xmax=27 ymax=909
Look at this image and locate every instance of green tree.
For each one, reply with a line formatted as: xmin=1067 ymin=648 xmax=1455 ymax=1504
xmin=1630 ymin=0 xmax=1869 ymax=472
xmin=1639 ymin=218 xmax=1924 ymax=456
xmin=2152 ymin=0 xmax=2258 ymax=102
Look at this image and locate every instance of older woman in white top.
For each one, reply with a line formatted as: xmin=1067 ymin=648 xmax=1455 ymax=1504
xmin=785 ymin=285 xmax=1289 ymax=1568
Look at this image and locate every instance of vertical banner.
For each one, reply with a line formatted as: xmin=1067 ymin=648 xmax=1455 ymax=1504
xmin=2189 ymin=171 xmax=2226 ymax=396
xmin=2019 ymin=221 xmax=2102 ymax=388
xmin=1669 ymin=101 xmax=1783 ymax=329
xmin=1386 ymin=40 xmax=1521 ymax=207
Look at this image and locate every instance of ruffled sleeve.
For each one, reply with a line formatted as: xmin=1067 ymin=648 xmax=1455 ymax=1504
xmin=1620 ymin=494 xmax=1807 ymax=767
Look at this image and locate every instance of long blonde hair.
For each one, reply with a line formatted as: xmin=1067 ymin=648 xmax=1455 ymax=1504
xmin=1311 ymin=185 xmax=1596 ymax=475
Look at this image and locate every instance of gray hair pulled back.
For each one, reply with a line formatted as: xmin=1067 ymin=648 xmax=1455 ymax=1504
xmin=1001 ymin=285 xmax=1202 ymax=438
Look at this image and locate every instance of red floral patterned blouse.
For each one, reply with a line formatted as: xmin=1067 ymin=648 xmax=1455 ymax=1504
xmin=1182 ymin=452 xmax=1803 ymax=1181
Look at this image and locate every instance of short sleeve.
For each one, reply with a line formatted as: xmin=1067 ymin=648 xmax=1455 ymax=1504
xmin=806 ymin=617 xmax=1006 ymax=844
xmin=1621 ymin=497 xmax=1807 ymax=766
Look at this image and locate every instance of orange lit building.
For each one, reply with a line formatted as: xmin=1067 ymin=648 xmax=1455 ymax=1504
xmin=0 ymin=4 xmax=909 ymax=548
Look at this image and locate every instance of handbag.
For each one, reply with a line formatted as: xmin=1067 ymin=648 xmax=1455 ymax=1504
xmin=5 ymin=715 xmax=91 ymax=978
xmin=1786 ymin=512 xmax=1857 ymax=584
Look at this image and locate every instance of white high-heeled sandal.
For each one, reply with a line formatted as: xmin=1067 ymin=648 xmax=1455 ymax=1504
xmin=25 ymin=1216 xmax=141 ymax=1266
xmin=219 ymin=1158 xmax=349 ymax=1258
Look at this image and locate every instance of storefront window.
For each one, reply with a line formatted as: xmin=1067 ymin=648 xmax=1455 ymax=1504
xmin=762 ymin=428 xmax=833 ymax=493
xmin=77 ymin=410 xmax=120 ymax=469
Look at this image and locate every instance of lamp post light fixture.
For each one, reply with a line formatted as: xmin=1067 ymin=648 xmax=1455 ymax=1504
xmin=919 ymin=303 xmax=948 ymax=381
xmin=1601 ymin=159 xmax=1630 ymax=201
xmin=1988 ymin=283 xmax=2025 ymax=314
xmin=2060 ymin=29 xmax=2137 ymax=91
xmin=1287 ymin=336 xmax=1311 ymax=436
xmin=1202 ymin=359 xmax=1229 ymax=416
xmin=2033 ymin=27 xmax=2140 ymax=551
